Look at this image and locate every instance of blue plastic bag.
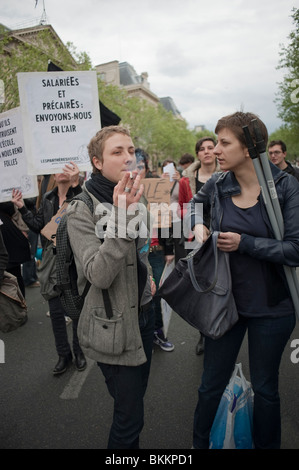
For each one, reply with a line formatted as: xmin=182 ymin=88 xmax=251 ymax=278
xmin=209 ymin=363 xmax=254 ymax=449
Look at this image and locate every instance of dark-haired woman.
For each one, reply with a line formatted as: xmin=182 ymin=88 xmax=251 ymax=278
xmin=190 ymin=112 xmax=299 ymax=449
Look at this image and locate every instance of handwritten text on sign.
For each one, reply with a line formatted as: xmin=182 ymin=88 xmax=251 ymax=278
xmin=141 ymin=178 xmax=171 ymax=227
xmin=17 ymin=71 xmax=101 ymax=174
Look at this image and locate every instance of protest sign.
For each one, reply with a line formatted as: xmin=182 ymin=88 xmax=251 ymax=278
xmin=17 ymin=71 xmax=101 ymax=174
xmin=163 ymin=162 xmax=176 ymax=181
xmin=141 ymin=178 xmax=171 ymax=227
xmin=41 ymin=202 xmax=68 ymax=245
xmin=0 ymin=107 xmax=38 ymax=203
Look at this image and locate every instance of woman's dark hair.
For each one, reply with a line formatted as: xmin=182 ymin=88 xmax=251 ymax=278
xmin=178 ymin=153 xmax=195 ymax=165
xmin=195 ymin=137 xmax=216 ymax=154
xmin=268 ymin=140 xmax=286 ymax=153
xmin=162 ymin=158 xmax=176 ymax=168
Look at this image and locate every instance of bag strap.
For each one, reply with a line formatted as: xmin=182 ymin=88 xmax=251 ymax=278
xmin=235 ymin=363 xmax=250 ymax=391
xmin=68 ymin=190 xmax=94 ymax=213
xmin=58 ymin=191 xmax=93 ymax=299
xmin=170 ymin=180 xmax=178 ymax=195
xmin=227 ymin=363 xmax=240 ymax=392
xmin=187 ymin=231 xmax=219 ymax=293
xmin=103 ymin=289 xmax=113 ymax=319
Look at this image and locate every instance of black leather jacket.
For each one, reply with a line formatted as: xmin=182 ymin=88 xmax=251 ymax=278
xmin=190 ymin=163 xmax=299 ymax=268
xmin=284 ymin=161 xmax=299 ymax=182
xmin=0 ymin=229 xmax=8 ymax=282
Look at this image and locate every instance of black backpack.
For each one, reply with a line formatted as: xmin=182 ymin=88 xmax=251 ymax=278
xmin=55 ymin=191 xmax=93 ymax=320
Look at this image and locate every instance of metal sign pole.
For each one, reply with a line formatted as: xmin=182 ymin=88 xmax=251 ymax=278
xmin=243 ymin=124 xmax=299 ymax=319
xmin=252 ymin=120 xmax=285 ymax=234
xmin=251 ymin=120 xmax=299 ymax=300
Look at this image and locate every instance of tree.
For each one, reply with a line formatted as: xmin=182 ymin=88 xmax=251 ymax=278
xmin=0 ymin=29 xmax=87 ymax=113
xmin=65 ymin=41 xmax=92 ymax=71
xmin=0 ymin=25 xmax=212 ymax=164
xmin=98 ymin=77 xmax=197 ymax=165
xmin=275 ymin=8 xmax=299 ymax=134
xmin=194 ymin=128 xmax=217 ymax=143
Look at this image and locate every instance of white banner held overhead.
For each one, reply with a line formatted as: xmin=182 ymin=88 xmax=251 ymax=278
xmin=17 ymin=71 xmax=101 ymax=174
xmin=0 ymin=107 xmax=38 ymax=203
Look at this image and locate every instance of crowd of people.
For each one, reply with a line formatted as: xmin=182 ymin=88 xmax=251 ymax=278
xmin=0 ymin=111 xmax=299 ymax=449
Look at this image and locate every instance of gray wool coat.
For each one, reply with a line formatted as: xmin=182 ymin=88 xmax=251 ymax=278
xmin=67 ymin=188 xmax=151 ymax=366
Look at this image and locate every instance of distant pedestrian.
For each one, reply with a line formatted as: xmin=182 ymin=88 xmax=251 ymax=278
xmin=178 ymin=153 xmax=195 ymax=172
xmin=268 ymin=140 xmax=299 ymax=182
xmin=179 ymin=137 xmax=220 ymax=355
xmin=0 ymin=224 xmax=8 ymax=283
xmin=22 ymin=196 xmax=40 ymax=288
xmin=0 ymin=202 xmax=31 ymax=297
xmin=11 ymin=163 xmax=86 ymax=375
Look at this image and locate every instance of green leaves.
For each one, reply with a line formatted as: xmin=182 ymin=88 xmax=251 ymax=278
xmin=0 ymin=26 xmax=210 ymax=166
xmin=97 ymin=78 xmax=198 ymax=166
xmin=275 ymin=7 xmax=299 ymax=148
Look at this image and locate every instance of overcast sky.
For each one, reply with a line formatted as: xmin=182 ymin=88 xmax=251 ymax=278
xmin=1 ymin=0 xmax=297 ymax=134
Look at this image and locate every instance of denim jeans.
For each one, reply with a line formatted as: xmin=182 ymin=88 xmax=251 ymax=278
xmin=48 ymin=296 xmax=81 ymax=356
xmin=98 ymin=302 xmax=155 ymax=449
xmin=193 ymin=314 xmax=296 ymax=449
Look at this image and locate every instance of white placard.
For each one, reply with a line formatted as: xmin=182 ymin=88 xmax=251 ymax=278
xmin=163 ymin=162 xmax=175 ymax=181
xmin=0 ymin=107 xmax=38 ymax=203
xmin=17 ymin=71 xmax=101 ymax=174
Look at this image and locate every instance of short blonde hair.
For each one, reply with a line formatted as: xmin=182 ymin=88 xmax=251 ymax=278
xmin=88 ymin=125 xmax=131 ymax=173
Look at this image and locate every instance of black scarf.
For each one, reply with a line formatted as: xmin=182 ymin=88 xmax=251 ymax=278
xmin=85 ymin=172 xmax=116 ymax=205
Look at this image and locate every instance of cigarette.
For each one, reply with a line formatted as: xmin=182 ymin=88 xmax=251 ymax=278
xmin=129 ymin=171 xmax=133 ymax=179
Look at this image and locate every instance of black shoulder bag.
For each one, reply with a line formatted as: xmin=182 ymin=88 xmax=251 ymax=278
xmin=158 ymin=231 xmax=238 ymax=339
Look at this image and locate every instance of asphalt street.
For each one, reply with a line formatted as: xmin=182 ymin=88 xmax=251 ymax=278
xmin=1 ymin=284 xmax=299 ymax=450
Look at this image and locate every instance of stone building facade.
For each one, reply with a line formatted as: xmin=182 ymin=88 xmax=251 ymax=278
xmin=96 ymin=60 xmax=183 ymax=118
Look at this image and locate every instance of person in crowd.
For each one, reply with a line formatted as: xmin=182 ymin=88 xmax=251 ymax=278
xmin=11 ymin=163 xmax=86 ymax=376
xmin=135 ymin=148 xmax=153 ymax=178
xmin=162 ymin=158 xmax=181 ymax=202
xmin=22 ymin=196 xmax=40 ymax=288
xmin=161 ymin=158 xmax=184 ymax=262
xmin=36 ymin=174 xmax=56 ymax=209
xmin=189 ymin=111 xmax=299 ymax=449
xmin=178 ymin=153 xmax=195 ymax=172
xmin=135 ymin=148 xmax=149 ymax=177
xmin=179 ymin=137 xmax=220 ymax=355
xmin=66 ymin=126 xmax=155 ymax=449
xmin=179 ymin=137 xmax=219 ymax=216
xmin=149 ymin=228 xmax=175 ymax=352
xmin=0 ymin=202 xmax=31 ymax=297
xmin=0 ymin=223 xmax=9 ymax=283
xmin=268 ymin=139 xmax=299 ymax=182
xmin=139 ymin=154 xmax=176 ymax=352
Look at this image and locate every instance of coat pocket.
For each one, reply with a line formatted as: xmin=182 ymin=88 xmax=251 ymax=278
xmin=89 ymin=307 xmax=126 ymax=356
